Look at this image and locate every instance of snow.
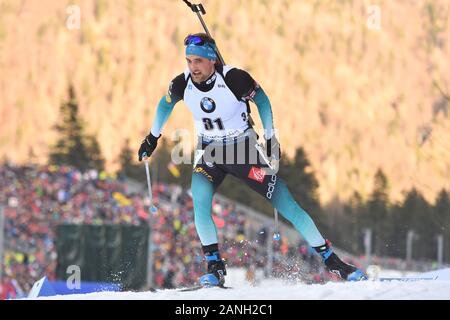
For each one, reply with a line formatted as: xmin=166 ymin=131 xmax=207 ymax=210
xmin=28 ymin=268 xmax=450 ymax=300
xmin=32 ymin=280 xmax=450 ymax=300
xmin=418 ymin=268 xmax=450 ymax=281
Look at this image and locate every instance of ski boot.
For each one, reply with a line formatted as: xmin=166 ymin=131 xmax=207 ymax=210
xmin=314 ymin=240 xmax=367 ymax=281
xmin=199 ymin=246 xmax=227 ymax=287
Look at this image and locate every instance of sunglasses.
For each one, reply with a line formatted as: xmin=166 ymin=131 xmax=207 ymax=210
xmin=184 ymin=34 xmax=215 ymax=46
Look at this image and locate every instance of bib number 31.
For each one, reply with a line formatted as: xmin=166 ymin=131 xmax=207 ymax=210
xmin=203 ymin=117 xmax=224 ymax=130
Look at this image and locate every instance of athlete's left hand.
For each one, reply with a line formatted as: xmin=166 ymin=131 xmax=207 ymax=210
xmin=266 ymin=135 xmax=281 ymax=161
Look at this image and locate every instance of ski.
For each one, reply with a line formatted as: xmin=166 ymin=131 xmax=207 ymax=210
xmin=378 ymin=276 xmax=438 ymax=282
xmin=146 ymin=285 xmax=232 ymax=293
xmin=178 ymin=285 xmax=232 ymax=292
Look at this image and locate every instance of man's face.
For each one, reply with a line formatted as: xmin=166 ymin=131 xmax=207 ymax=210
xmin=186 ymin=55 xmax=216 ymax=83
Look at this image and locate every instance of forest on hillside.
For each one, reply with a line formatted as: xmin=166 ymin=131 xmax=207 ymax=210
xmin=0 ymin=0 xmax=449 ymax=205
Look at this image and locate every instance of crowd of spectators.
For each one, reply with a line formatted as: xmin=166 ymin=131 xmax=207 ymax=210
xmin=0 ymin=163 xmax=348 ymax=299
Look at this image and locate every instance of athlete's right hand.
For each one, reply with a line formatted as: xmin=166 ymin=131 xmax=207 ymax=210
xmin=138 ymin=133 xmax=160 ymax=161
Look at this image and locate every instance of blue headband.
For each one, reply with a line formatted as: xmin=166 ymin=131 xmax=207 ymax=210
xmin=185 ymin=43 xmax=217 ymax=60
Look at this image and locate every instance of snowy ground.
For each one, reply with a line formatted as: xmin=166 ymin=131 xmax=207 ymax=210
xmin=33 ymin=280 xmax=450 ymax=300
xmin=30 ymin=268 xmax=450 ymax=300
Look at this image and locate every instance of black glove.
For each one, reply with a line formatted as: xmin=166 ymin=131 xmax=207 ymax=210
xmin=266 ymin=135 xmax=281 ymax=161
xmin=138 ymin=133 xmax=160 ymax=161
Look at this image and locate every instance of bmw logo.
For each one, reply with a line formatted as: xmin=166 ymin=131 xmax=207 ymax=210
xmin=200 ymin=97 xmax=216 ymax=113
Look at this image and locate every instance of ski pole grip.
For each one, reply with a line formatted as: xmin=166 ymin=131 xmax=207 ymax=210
xmin=197 ymin=4 xmax=206 ymax=14
xmin=182 ymin=0 xmax=206 ymax=14
xmin=191 ymin=3 xmax=206 ymax=14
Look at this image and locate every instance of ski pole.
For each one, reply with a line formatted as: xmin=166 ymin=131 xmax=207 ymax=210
xmin=255 ymin=143 xmax=281 ymax=241
xmin=143 ymin=154 xmax=158 ymax=213
xmin=181 ymin=0 xmax=226 ymax=65
xmin=273 ymin=209 xmax=281 ymax=241
xmin=142 ymin=154 xmax=156 ymax=289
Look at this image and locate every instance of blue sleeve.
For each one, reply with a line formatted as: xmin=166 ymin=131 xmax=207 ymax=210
xmin=150 ymin=95 xmax=179 ymax=137
xmin=252 ymin=87 xmax=274 ymax=139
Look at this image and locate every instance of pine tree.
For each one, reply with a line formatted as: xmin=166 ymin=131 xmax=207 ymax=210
xmin=86 ymin=135 xmax=105 ymax=171
xmin=388 ymin=202 xmax=404 ymax=258
xmin=433 ymin=189 xmax=450 ymax=263
xmin=118 ymin=138 xmax=142 ymax=180
xmin=366 ymin=169 xmax=390 ymax=257
xmin=49 ymin=85 xmax=104 ymax=171
xmin=395 ymin=188 xmax=433 ymax=261
xmin=342 ymin=191 xmax=365 ymax=255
